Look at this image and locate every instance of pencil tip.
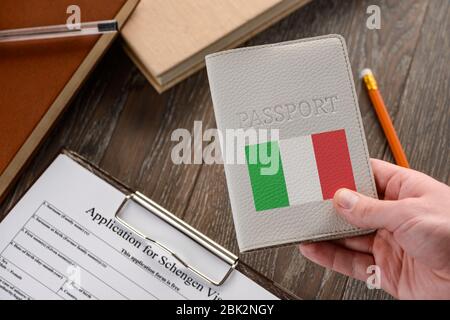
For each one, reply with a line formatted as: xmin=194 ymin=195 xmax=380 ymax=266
xmin=360 ymin=68 xmax=373 ymax=79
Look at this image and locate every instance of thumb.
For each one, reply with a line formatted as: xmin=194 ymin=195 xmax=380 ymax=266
xmin=333 ymin=188 xmax=414 ymax=232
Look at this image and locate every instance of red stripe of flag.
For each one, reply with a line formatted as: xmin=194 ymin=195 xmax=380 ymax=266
xmin=311 ymin=129 xmax=356 ymax=200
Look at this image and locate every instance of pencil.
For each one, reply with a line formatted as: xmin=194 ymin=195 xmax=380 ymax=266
xmin=360 ymin=68 xmax=410 ymax=168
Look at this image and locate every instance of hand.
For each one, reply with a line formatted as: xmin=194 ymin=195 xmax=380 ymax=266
xmin=299 ymin=159 xmax=450 ymax=299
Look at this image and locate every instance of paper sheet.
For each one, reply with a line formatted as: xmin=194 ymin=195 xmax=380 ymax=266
xmin=0 ymin=154 xmax=277 ymax=300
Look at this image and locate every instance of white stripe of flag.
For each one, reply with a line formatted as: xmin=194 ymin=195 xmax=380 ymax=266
xmin=278 ymin=135 xmax=323 ymax=205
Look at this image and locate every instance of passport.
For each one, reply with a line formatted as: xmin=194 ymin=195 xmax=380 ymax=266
xmin=205 ymin=35 xmax=377 ymax=252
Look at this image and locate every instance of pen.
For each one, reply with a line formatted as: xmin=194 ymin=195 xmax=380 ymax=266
xmin=0 ymin=20 xmax=118 ymax=43
xmin=360 ymin=68 xmax=410 ymax=168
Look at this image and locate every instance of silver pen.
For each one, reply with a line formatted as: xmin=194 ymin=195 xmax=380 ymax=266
xmin=0 ymin=20 xmax=118 ymax=43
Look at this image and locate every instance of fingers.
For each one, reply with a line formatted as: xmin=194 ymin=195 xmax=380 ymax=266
xmin=370 ymin=158 xmax=432 ymax=199
xmin=370 ymin=159 xmax=407 ymax=198
xmin=333 ymin=234 xmax=375 ymax=254
xmin=370 ymin=159 xmax=403 ymax=190
xmin=333 ymin=188 xmax=414 ymax=232
xmin=299 ymin=242 xmax=375 ymax=282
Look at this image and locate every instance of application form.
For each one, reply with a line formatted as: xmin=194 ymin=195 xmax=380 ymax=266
xmin=0 ymin=154 xmax=277 ymax=300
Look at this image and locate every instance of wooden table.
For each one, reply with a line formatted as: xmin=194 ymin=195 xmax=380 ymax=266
xmin=1 ymin=0 xmax=449 ymax=299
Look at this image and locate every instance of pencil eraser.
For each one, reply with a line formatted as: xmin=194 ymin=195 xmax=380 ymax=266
xmin=359 ymin=68 xmax=373 ymax=79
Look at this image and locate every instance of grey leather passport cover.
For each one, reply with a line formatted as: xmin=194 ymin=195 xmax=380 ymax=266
xmin=205 ymin=35 xmax=377 ymax=252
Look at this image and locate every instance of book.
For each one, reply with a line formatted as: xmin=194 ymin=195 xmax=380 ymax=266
xmin=121 ymin=0 xmax=311 ymax=93
xmin=0 ymin=0 xmax=139 ymax=201
xmin=205 ymin=35 xmax=377 ymax=252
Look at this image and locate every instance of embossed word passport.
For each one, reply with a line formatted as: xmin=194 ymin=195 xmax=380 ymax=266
xmin=205 ymin=35 xmax=377 ymax=252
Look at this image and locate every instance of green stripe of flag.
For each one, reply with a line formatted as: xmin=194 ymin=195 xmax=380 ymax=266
xmin=245 ymin=141 xmax=290 ymax=211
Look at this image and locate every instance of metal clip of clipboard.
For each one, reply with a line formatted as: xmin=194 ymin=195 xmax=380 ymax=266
xmin=114 ymin=191 xmax=239 ymax=286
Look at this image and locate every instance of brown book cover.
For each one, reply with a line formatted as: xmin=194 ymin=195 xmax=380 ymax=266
xmin=122 ymin=0 xmax=311 ymax=93
xmin=0 ymin=0 xmax=139 ymax=201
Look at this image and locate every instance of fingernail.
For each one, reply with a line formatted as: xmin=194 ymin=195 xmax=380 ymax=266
xmin=336 ymin=189 xmax=359 ymax=210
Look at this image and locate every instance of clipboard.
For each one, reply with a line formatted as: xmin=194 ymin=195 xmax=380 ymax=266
xmin=5 ymin=149 xmax=297 ymax=299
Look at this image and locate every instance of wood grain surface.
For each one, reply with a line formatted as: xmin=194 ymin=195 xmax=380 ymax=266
xmin=1 ymin=0 xmax=448 ymax=299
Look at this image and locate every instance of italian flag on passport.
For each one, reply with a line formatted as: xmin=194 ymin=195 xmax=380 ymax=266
xmin=245 ymin=129 xmax=356 ymax=211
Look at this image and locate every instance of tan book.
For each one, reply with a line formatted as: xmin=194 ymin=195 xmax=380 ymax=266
xmin=122 ymin=0 xmax=311 ymax=93
xmin=0 ymin=0 xmax=139 ymax=201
